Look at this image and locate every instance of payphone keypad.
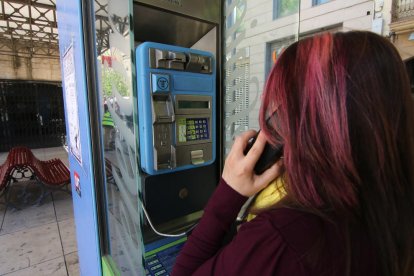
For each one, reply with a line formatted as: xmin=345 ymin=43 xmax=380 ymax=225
xmin=186 ymin=118 xmax=209 ymax=141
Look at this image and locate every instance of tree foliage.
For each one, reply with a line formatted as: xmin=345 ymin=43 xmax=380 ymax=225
xmin=278 ymin=0 xmax=299 ymax=18
xmin=101 ymin=67 xmax=129 ymax=97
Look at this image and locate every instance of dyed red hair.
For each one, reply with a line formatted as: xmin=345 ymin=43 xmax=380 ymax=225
xmin=260 ymin=31 xmax=414 ymax=276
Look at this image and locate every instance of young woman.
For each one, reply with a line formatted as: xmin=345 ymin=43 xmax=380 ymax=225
xmin=172 ymin=31 xmax=414 ymax=276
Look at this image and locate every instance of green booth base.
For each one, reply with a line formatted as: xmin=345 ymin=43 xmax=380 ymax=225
xmin=102 ymin=256 xmax=121 ymax=276
xmin=102 ymin=236 xmax=187 ymax=276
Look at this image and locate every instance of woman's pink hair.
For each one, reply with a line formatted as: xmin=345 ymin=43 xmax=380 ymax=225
xmin=260 ymin=31 xmax=414 ymax=275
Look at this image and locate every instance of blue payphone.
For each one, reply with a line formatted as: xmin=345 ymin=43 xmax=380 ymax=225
xmin=136 ymin=42 xmax=216 ymax=175
xmin=135 ymin=42 xmax=218 ymax=227
xmin=136 ymin=42 xmax=219 ymax=274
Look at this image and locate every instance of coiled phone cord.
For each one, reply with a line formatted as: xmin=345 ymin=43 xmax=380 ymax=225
xmin=140 ymin=200 xmax=198 ymax=237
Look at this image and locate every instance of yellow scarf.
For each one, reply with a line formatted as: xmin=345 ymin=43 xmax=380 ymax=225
xmin=246 ymin=176 xmax=286 ymax=222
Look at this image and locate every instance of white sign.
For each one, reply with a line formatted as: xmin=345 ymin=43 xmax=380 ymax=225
xmin=62 ymin=45 xmax=82 ymax=165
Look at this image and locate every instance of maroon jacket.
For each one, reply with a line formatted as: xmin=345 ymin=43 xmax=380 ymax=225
xmin=172 ymin=178 xmax=378 ymax=276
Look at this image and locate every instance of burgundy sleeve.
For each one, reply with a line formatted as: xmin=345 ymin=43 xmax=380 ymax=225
xmin=171 ymin=178 xmax=304 ymax=276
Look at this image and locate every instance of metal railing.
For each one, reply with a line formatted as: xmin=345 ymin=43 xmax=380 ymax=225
xmin=392 ymin=0 xmax=414 ymax=22
xmin=0 ymin=81 xmax=66 ymax=152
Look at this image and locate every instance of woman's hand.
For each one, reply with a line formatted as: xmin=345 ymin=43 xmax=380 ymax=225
xmin=222 ymin=130 xmax=284 ymax=197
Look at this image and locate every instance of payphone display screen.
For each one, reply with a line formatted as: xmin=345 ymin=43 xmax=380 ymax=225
xmin=178 ymin=100 xmax=209 ymax=109
xmin=178 ymin=118 xmax=209 ymax=142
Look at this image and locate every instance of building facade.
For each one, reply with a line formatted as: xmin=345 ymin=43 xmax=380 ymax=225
xmin=224 ymin=0 xmax=413 ymax=139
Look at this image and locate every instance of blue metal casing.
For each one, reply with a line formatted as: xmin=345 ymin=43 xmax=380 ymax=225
xmin=136 ymin=42 xmax=216 ymax=175
xmin=56 ymin=1 xmax=102 ymax=275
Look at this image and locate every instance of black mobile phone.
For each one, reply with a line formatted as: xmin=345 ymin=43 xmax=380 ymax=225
xmin=244 ymin=131 xmax=283 ymax=175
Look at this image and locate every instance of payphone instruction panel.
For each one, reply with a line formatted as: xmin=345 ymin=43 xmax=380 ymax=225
xmin=136 ymin=42 xmax=216 ymax=175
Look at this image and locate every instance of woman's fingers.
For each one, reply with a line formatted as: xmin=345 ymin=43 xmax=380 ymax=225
xmin=232 ymin=130 xmax=257 ymax=157
xmin=223 ymin=130 xmax=284 ymax=197
xmin=254 ymin=159 xmax=283 ymax=190
xmin=243 ymin=132 xmax=267 ymax=170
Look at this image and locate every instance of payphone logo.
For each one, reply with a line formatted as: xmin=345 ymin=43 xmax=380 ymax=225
xmin=157 ymin=77 xmax=169 ymax=90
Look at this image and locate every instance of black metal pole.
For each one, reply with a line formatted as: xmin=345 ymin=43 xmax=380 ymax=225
xmin=80 ymin=0 xmax=110 ymax=255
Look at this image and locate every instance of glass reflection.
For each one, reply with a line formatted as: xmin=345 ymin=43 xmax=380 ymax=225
xmin=224 ymin=0 xmax=300 ymax=154
xmin=94 ymin=0 xmax=143 ymax=274
xmin=225 ymin=0 xmax=281 ymax=155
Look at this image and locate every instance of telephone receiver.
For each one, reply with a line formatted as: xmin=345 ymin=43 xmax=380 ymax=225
xmin=243 ymin=130 xmax=283 ymax=175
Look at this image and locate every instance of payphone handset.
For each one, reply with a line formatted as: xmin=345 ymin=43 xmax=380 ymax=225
xmin=136 ymin=42 xmax=216 ymax=175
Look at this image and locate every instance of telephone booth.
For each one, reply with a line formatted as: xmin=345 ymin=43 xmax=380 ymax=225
xmin=57 ymin=0 xmax=302 ymax=274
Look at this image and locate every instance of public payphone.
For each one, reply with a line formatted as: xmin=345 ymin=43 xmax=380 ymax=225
xmin=136 ymin=41 xmax=218 ymax=228
xmin=136 ymin=42 xmax=216 ymax=175
xmin=137 ymin=43 xmax=219 ymax=275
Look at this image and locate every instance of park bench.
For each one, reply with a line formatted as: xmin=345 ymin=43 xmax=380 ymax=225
xmin=0 ymin=146 xmax=70 ymax=207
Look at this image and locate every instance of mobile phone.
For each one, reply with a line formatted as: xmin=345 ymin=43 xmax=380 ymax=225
xmin=244 ymin=131 xmax=283 ymax=175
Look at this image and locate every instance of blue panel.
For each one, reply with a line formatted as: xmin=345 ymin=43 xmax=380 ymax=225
xmin=173 ymin=75 xmax=213 ymax=92
xmin=56 ymin=1 xmax=102 ymax=275
xmin=136 ymin=42 xmax=216 ymax=175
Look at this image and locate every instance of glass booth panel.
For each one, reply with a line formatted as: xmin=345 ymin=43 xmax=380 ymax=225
xmin=224 ymin=0 xmax=300 ymax=154
xmin=94 ymin=0 xmax=144 ymax=274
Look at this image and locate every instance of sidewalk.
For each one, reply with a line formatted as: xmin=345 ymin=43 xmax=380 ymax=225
xmin=0 ymin=147 xmax=79 ymax=276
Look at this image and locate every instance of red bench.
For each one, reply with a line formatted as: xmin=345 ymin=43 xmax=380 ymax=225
xmin=0 ymin=146 xmax=70 ymax=206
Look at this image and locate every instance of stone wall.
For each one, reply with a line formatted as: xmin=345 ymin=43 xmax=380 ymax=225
xmin=0 ymin=54 xmax=61 ymax=81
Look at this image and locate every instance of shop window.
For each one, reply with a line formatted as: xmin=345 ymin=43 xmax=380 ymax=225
xmin=267 ymin=37 xmax=295 ymax=76
xmin=226 ymin=1 xmax=246 ymax=29
xmin=313 ymin=0 xmax=331 ymax=6
xmin=273 ymin=0 xmax=299 ymax=19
